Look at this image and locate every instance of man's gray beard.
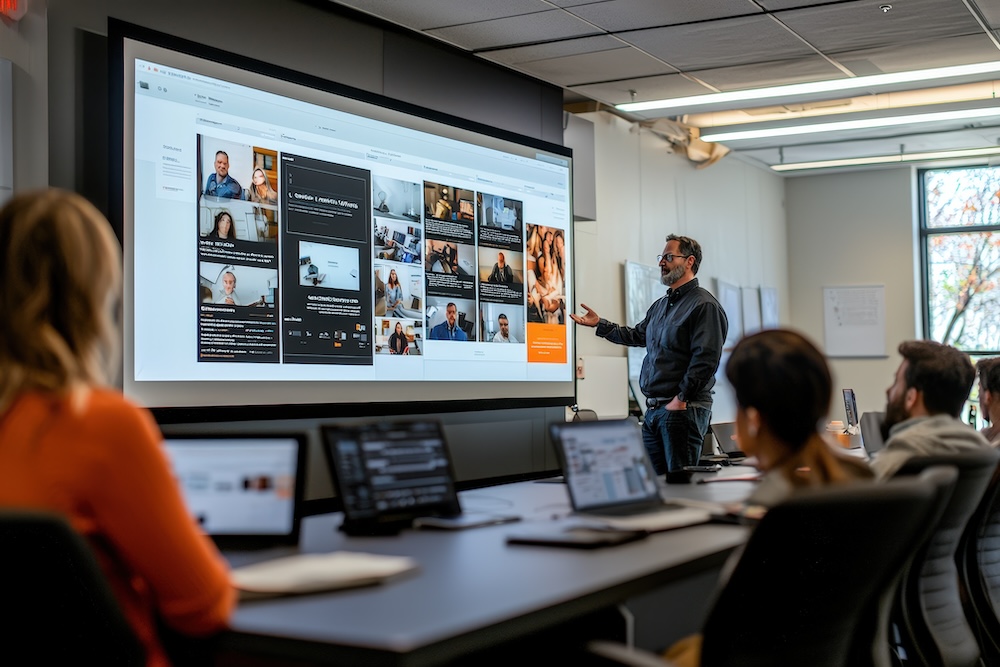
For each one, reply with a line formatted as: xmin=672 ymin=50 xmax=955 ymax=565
xmin=660 ymin=264 xmax=685 ymax=286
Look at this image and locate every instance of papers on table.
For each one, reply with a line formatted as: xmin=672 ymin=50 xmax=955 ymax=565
xmin=232 ymin=551 xmax=418 ymax=597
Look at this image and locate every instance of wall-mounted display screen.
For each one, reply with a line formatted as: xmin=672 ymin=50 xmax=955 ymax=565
xmin=116 ymin=25 xmax=574 ymax=411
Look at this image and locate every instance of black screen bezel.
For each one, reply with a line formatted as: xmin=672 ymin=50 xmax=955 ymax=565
xmin=109 ymin=19 xmax=576 ymax=422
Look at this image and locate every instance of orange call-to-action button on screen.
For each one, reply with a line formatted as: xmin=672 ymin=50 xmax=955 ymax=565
xmin=527 ymin=323 xmax=567 ymax=364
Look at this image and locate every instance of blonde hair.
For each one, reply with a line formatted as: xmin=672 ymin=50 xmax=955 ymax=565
xmin=0 ymin=189 xmax=122 ymax=411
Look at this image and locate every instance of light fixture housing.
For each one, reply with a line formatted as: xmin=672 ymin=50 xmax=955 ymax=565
xmin=771 ymin=146 xmax=1000 ymax=172
xmin=616 ymin=60 xmax=1000 ymax=116
xmin=698 ymin=99 xmax=1000 ymax=144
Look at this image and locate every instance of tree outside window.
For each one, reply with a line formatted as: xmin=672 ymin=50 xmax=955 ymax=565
xmin=923 ymin=167 xmax=1000 ymax=354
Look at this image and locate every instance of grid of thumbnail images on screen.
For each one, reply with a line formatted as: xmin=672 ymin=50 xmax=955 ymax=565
xmin=196 ymin=137 xmax=567 ymax=364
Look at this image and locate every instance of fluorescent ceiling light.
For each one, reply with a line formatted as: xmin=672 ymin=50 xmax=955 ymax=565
xmin=771 ymin=146 xmax=1000 ymax=172
xmin=700 ymin=106 xmax=1000 ymax=142
xmin=617 ymin=60 xmax=1000 ymax=113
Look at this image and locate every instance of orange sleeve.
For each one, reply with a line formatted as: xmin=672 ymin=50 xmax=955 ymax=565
xmin=83 ymin=398 xmax=235 ymax=636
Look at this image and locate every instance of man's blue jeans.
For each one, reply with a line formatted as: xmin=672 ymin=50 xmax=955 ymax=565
xmin=642 ymin=404 xmax=712 ymax=476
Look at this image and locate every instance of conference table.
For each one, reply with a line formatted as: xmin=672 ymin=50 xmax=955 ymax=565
xmin=218 ymin=470 xmax=757 ymax=666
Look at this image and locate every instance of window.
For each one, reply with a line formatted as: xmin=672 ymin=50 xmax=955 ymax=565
xmin=920 ymin=167 xmax=1000 ymax=355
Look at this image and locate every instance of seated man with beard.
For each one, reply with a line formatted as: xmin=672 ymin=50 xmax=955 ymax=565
xmin=870 ymin=340 xmax=989 ymax=479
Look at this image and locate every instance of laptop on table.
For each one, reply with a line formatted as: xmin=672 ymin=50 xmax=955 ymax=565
xmin=322 ymin=420 xmax=519 ymax=535
xmin=549 ymin=419 xmax=712 ymax=532
xmin=161 ymin=432 xmax=307 ymax=550
xmin=710 ymin=422 xmax=747 ymax=462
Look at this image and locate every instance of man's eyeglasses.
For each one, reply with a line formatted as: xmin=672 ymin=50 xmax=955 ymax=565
xmin=657 ymin=253 xmax=691 ymax=263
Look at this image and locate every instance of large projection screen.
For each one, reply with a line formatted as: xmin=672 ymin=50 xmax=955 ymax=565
xmin=113 ymin=23 xmax=575 ymax=416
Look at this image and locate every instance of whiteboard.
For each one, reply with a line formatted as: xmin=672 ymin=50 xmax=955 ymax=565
xmin=741 ymin=287 xmax=762 ymax=335
xmin=624 ymin=261 xmax=663 ymax=411
xmin=716 ymin=279 xmax=742 ymax=350
xmin=761 ymin=287 xmax=779 ymax=329
xmin=823 ymin=285 xmax=886 ymax=357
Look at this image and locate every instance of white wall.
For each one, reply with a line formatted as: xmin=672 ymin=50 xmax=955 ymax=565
xmin=785 ymin=167 xmax=919 ymax=418
xmin=576 ymin=112 xmax=789 ymax=422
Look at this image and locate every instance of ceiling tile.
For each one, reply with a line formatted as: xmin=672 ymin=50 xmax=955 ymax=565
xmin=426 ymin=10 xmax=603 ymax=50
xmin=479 ymin=35 xmax=623 ymax=64
xmin=499 ymin=47 xmax=678 ymax=86
xmin=550 ymin=0 xmax=613 ymax=6
xmin=778 ymin=0 xmax=983 ymax=53
xmin=620 ymin=15 xmax=817 ymax=70
xmin=969 ymin=0 xmax=1000 ymax=29
xmin=757 ymin=0 xmax=865 ymax=9
xmin=569 ymin=72 xmax=715 ymax=106
xmin=565 ymin=0 xmax=761 ymax=32
xmin=331 ymin=0 xmax=551 ymax=31
xmin=692 ymin=56 xmax=847 ymax=91
xmin=831 ymin=34 xmax=1000 ymax=75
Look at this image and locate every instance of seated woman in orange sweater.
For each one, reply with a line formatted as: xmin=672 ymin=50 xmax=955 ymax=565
xmin=0 ymin=190 xmax=234 ymax=667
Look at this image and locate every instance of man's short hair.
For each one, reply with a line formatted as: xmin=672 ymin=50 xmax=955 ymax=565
xmin=977 ymin=357 xmax=1000 ymax=395
xmin=898 ymin=340 xmax=975 ymax=417
xmin=215 ymin=150 xmax=229 ymax=159
xmin=446 ymin=302 xmax=456 ymax=310
xmin=498 ymin=313 xmax=508 ymax=322
xmin=665 ymin=234 xmax=703 ymax=275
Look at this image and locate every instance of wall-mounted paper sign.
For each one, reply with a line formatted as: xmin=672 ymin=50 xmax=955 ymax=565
xmin=823 ymin=285 xmax=886 ymax=357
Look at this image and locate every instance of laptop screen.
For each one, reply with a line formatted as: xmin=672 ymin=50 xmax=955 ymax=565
xmin=162 ymin=434 xmax=305 ymax=546
xmin=843 ymin=388 xmax=859 ymax=427
xmin=322 ymin=421 xmax=461 ymax=525
xmin=710 ymin=423 xmax=743 ymax=456
xmin=551 ymin=420 xmax=661 ymax=511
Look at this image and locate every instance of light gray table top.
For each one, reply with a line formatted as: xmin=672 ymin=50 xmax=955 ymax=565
xmin=224 ymin=473 xmax=756 ymax=665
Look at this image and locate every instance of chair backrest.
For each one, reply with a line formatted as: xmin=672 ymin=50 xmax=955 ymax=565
xmin=699 ymin=477 xmax=941 ymax=667
xmin=860 ymin=411 xmax=886 ymax=456
xmin=958 ymin=459 xmax=1000 ymax=664
xmin=0 ymin=509 xmax=145 ymax=665
xmin=892 ymin=448 xmax=1000 ymax=667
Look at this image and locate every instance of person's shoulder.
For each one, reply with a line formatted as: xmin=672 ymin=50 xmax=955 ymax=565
xmin=41 ymin=389 xmax=159 ymax=451
xmin=81 ymin=389 xmax=157 ymax=431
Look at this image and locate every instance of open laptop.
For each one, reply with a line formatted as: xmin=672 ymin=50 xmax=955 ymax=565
xmin=843 ymin=388 xmax=860 ymax=429
xmin=322 ymin=420 xmax=519 ymax=534
xmin=161 ymin=433 xmax=307 ymax=549
xmin=549 ymin=419 xmax=712 ymax=532
xmin=710 ymin=422 xmax=746 ymax=462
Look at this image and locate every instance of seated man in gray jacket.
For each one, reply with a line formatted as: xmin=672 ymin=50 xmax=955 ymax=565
xmin=871 ymin=340 xmax=989 ymax=478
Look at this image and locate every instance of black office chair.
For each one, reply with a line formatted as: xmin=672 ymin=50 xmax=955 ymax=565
xmin=957 ymin=459 xmax=1000 ymax=665
xmin=0 ymin=509 xmax=145 ymax=665
xmin=890 ymin=448 xmax=1000 ymax=667
xmin=588 ymin=474 xmax=945 ymax=667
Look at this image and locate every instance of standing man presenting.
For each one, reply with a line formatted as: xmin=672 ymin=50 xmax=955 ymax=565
xmin=571 ymin=235 xmax=728 ymax=482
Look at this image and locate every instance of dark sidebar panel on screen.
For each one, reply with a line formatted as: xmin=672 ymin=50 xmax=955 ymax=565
xmin=281 ymin=153 xmax=373 ymax=365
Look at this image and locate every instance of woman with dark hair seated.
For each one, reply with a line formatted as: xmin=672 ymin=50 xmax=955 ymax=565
xmin=663 ymin=328 xmax=872 ymax=667
xmin=727 ymin=328 xmax=872 ymax=511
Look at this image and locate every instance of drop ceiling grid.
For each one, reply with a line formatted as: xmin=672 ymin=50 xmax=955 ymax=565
xmin=618 ymin=14 xmax=822 ymax=70
xmin=426 ymin=10 xmax=604 ymax=50
xmin=488 ymin=47 xmax=679 ymax=86
xmin=561 ymin=0 xmax=764 ymax=32
xmin=569 ymin=72 xmax=721 ymax=106
xmin=775 ymin=0 xmax=985 ymax=54
xmin=331 ymin=0 xmax=555 ymax=31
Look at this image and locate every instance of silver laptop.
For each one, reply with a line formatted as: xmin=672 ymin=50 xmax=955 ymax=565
xmin=162 ymin=433 xmax=306 ymax=548
xmin=549 ymin=419 xmax=711 ymax=531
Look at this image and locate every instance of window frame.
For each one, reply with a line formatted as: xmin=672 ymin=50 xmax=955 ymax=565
xmin=918 ymin=166 xmax=1000 ymax=356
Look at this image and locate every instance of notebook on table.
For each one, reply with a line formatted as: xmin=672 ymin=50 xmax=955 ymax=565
xmin=548 ymin=419 xmax=712 ymax=532
xmin=321 ymin=420 xmax=519 ymax=535
xmin=161 ymin=432 xmax=307 ymax=549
